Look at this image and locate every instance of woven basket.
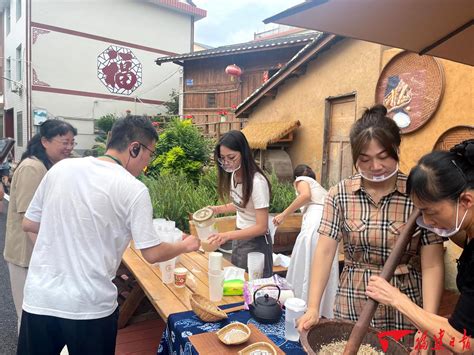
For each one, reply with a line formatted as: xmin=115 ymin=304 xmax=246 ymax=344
xmin=217 ymin=322 xmax=251 ymax=345
xmin=190 ymin=294 xmax=228 ymax=322
xmin=238 ymin=342 xmax=277 ymax=355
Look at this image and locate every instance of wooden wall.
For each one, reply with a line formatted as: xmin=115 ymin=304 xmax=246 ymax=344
xmin=182 ymin=46 xmax=306 ymax=128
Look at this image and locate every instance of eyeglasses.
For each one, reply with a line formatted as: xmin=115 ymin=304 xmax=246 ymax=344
xmin=217 ymin=155 xmax=239 ymax=165
xmin=53 ymin=139 xmax=77 ymax=148
xmin=139 ymin=142 xmax=157 ymax=159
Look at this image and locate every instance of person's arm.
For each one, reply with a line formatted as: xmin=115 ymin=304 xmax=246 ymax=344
xmin=415 ymin=243 xmax=445 ymax=353
xmin=367 ymin=276 xmax=472 ymax=353
xmin=273 ymin=180 xmax=311 ymax=226
xmin=207 ymin=207 xmax=268 ymax=246
xmin=420 ymin=243 xmax=444 ymax=314
xmin=22 ymin=216 xmax=40 ymax=243
xmin=209 ymin=203 xmax=237 ymax=215
xmin=0 ymin=183 xmax=4 ymax=213
xmin=297 ymin=235 xmax=339 ymax=331
xmin=140 ymin=234 xmax=200 ymax=264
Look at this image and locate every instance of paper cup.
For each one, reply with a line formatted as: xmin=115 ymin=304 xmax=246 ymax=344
xmin=247 ymin=252 xmax=264 ymax=281
xmin=208 ymin=269 xmax=224 ymax=302
xmin=159 ymin=258 xmax=176 ymax=284
xmin=174 ymin=267 xmax=187 ymax=288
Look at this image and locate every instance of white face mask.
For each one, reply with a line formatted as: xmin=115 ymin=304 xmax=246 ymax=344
xmin=219 ymin=161 xmax=241 ymax=173
xmin=416 ymin=200 xmax=468 ymax=237
xmin=358 ymin=163 xmax=399 ymax=183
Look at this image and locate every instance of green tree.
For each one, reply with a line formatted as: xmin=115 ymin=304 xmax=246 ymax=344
xmin=163 ymin=89 xmax=179 ymax=115
xmin=147 ymin=118 xmax=211 ymax=180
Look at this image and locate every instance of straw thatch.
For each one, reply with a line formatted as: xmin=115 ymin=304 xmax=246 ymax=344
xmin=241 ymin=120 xmax=300 ymax=150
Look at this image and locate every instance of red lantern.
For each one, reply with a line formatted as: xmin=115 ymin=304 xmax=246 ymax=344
xmin=225 ymin=64 xmax=243 ymax=77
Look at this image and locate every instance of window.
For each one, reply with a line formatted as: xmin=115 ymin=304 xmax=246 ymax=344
xmin=16 ymin=45 xmax=22 ymax=81
xmin=16 ymin=0 xmax=21 ymax=21
xmin=6 ymin=7 xmax=10 ymax=35
xmin=207 ymin=93 xmax=216 ymax=108
xmin=16 ymin=111 xmax=23 ymax=147
xmin=6 ymin=58 xmax=11 ymax=89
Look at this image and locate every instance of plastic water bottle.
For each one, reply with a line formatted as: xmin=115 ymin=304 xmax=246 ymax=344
xmin=284 ymin=298 xmax=307 ymax=341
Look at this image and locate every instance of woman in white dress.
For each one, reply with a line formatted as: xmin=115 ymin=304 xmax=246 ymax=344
xmin=273 ymin=165 xmax=338 ymax=318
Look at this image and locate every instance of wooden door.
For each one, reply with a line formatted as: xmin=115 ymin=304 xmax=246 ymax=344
xmin=322 ymin=95 xmax=356 ymax=188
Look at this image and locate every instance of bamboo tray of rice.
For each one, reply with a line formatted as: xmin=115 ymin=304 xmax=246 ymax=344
xmin=238 ymin=341 xmax=277 ymax=355
xmin=300 ymin=319 xmax=409 ymax=354
xmin=190 ymin=294 xmax=228 ymax=322
xmin=217 ymin=322 xmax=251 ymax=345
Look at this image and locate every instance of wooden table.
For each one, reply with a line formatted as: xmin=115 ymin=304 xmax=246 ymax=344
xmin=118 ymin=247 xmax=245 ymax=328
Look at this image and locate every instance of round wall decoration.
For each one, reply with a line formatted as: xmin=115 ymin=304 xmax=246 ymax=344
xmin=97 ymin=45 xmax=142 ymax=95
xmin=433 ymin=125 xmax=474 ymax=151
xmin=375 ymin=51 xmax=444 ymax=134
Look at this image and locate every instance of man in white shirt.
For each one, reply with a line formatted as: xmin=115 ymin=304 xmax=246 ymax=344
xmin=19 ymin=116 xmax=199 ymax=355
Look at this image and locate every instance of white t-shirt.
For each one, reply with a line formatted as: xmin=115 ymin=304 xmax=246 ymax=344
xmin=295 ymin=176 xmax=328 ymax=213
xmin=230 ymin=172 xmax=270 ymax=229
xmin=23 ymin=157 xmax=160 ymax=320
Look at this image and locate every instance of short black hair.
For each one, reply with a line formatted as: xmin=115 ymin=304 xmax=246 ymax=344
xmin=107 ymin=115 xmax=158 ymax=151
xmin=293 ymin=164 xmax=316 ymax=180
xmin=407 ymin=139 xmax=474 ymax=202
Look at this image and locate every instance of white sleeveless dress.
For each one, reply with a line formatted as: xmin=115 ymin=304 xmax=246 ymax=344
xmin=285 ymin=176 xmax=339 ymax=318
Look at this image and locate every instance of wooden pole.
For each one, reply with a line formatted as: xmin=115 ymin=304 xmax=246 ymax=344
xmin=343 ymin=208 xmax=421 ymax=355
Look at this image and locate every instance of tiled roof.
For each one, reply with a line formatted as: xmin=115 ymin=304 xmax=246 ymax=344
xmin=235 ymin=33 xmax=339 ymax=117
xmin=155 ymin=31 xmax=320 ymax=64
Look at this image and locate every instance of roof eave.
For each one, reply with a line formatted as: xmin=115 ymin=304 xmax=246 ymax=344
xmin=154 ymin=39 xmax=317 ymax=65
xmin=235 ymin=34 xmax=338 ymax=118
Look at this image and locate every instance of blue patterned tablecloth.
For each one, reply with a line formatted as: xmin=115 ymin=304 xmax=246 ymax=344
xmin=157 ymin=303 xmax=306 ymax=354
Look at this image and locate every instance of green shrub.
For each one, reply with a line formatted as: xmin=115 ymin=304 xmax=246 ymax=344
xmin=97 ymin=114 xmax=117 ymax=133
xmin=142 ymin=167 xmax=295 ymax=232
xmin=268 ymin=172 xmax=295 ymax=213
xmin=148 ymin=118 xmax=212 ymax=180
xmin=142 ymin=169 xmax=219 ymax=232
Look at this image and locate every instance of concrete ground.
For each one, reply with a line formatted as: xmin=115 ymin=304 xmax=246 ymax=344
xmin=0 ymin=200 xmax=18 ymax=355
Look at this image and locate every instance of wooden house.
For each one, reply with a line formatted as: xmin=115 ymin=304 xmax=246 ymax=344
xmin=155 ymin=31 xmax=320 ymax=137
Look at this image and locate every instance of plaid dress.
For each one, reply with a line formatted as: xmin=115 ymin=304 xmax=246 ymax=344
xmin=318 ymin=172 xmax=443 ymax=332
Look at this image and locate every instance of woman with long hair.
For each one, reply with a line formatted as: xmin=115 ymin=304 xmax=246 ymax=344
xmin=3 ymin=119 xmax=77 ymax=330
xmin=207 ymin=130 xmax=273 ymax=277
xmin=297 ymin=105 xmax=445 ymax=348
xmin=367 ymin=139 xmax=474 ymax=353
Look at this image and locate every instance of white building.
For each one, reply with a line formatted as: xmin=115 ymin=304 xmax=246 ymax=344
xmin=1 ymin=0 xmax=206 ymax=157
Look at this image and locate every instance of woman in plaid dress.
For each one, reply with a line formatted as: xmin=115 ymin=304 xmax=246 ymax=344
xmin=297 ymin=105 xmax=445 ymax=347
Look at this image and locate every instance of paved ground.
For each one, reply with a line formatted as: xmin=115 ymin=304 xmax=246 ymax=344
xmin=0 ymin=200 xmax=19 ymax=355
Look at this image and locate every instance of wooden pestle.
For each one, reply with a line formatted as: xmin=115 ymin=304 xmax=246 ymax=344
xmin=343 ymin=208 xmax=421 ymax=355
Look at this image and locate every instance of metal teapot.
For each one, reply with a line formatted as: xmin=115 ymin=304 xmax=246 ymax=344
xmin=249 ymin=285 xmax=282 ymax=324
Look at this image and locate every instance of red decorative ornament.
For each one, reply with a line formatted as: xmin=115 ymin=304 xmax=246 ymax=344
xmin=225 ymin=64 xmax=243 ymax=78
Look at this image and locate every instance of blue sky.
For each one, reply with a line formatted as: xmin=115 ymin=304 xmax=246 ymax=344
xmin=193 ymin=0 xmax=303 ymax=47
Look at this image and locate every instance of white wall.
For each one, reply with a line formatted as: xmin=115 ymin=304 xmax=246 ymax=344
xmin=26 ymin=0 xmax=191 ymax=153
xmin=3 ymin=0 xmax=27 ymax=157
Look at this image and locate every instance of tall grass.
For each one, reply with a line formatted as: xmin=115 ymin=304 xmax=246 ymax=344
xmin=142 ymin=168 xmax=295 ymax=233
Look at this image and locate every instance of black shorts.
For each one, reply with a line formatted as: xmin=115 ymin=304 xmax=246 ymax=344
xmin=17 ymin=307 xmax=119 ymax=355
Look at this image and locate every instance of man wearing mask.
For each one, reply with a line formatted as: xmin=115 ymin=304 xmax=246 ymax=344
xmin=19 ymin=116 xmax=200 ymax=355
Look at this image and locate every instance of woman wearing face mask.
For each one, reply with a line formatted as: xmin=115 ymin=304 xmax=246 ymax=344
xmin=207 ymin=130 xmax=273 ymax=277
xmin=296 ymin=105 xmax=445 ymax=347
xmin=366 ymin=139 xmax=474 ymax=353
xmin=273 ymin=165 xmax=338 ymax=314
xmin=3 ymin=119 xmax=77 ymax=330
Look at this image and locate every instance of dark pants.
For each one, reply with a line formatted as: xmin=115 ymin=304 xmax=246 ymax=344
xmin=17 ymin=307 xmax=119 ymax=355
xmin=231 ymin=234 xmax=273 ymax=278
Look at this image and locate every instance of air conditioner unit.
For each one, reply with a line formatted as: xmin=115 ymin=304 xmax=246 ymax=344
xmin=11 ymin=82 xmax=23 ymax=94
